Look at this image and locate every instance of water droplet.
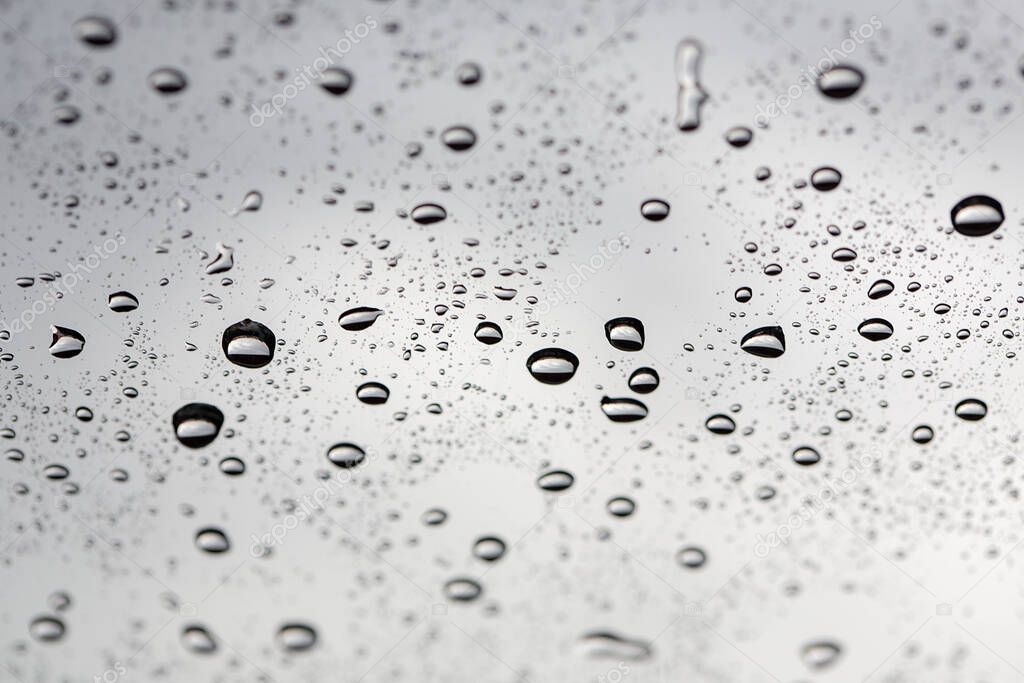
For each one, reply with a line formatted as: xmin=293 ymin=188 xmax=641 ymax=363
xmin=320 ymin=67 xmax=353 ymax=95
xmin=195 ymin=527 xmax=230 ymax=553
xmin=49 ymin=325 xmax=85 ymax=358
xmin=954 ymin=398 xmax=987 ymax=421
xmin=817 ymin=64 xmax=864 ymax=98
xmin=578 ymin=631 xmax=652 ymax=661
xmin=831 ymin=247 xmax=856 ymax=262
xmin=74 ymin=16 xmax=117 ymax=47
xmin=951 ymin=195 xmax=1004 ymax=236
xmin=474 ymin=321 xmax=503 ymax=345
xmin=441 ymin=125 xmax=476 ymax=151
xmin=537 ymin=469 xmax=574 ymax=491
xmin=606 ymin=496 xmax=636 ymax=517
xmin=605 ymin=317 xmax=645 ymax=351
xmin=29 ymin=615 xmax=65 ymax=643
xmin=674 ymin=38 xmax=708 ymax=131
xmin=339 ymin=306 xmax=383 ymax=331
xmin=172 ymin=403 xmax=224 ymax=448
xmin=705 ymin=414 xmax=736 ymax=435
xmin=640 ymin=198 xmax=670 ymax=221
xmin=222 ymin=319 xmax=276 ymax=368
xmin=792 ymin=446 xmax=821 ymax=466
xmin=911 ymin=425 xmax=934 ymax=444
xmin=205 ymin=243 xmax=234 ymax=274
xmin=676 ymin=546 xmax=706 ymax=568
xmin=43 ymin=464 xmax=69 ymax=480
xmin=182 ymin=624 xmax=217 ymax=654
xmin=472 ymin=536 xmax=506 ymax=561
xmin=740 ymin=326 xmax=785 ymax=358
xmin=734 ymin=286 xmax=752 ymax=303
xmin=75 ymin=406 xmax=93 ymax=422
xmin=867 ymin=279 xmax=894 ymax=299
xmin=410 ymin=203 xmax=447 ymax=224
xmin=600 ymin=396 xmax=649 ymax=422
xmin=810 ymin=166 xmax=842 ymax=191
xmin=724 ymin=126 xmax=753 ymax=147
xmin=801 ymin=640 xmax=842 ymax=670
xmin=327 ymin=442 xmax=366 ymax=468
xmin=455 ymin=62 xmax=482 ymax=85
xmin=356 ymin=381 xmax=389 ymax=404
xmin=627 ymin=367 xmax=659 ymax=394
xmin=526 ymin=348 xmax=579 ymax=384
xmin=219 ymin=456 xmax=245 ymax=475
xmin=857 ymin=318 xmax=894 ymax=341
xmin=443 ymin=577 xmax=483 ymax=601
xmin=240 ymin=190 xmax=262 ymax=212
xmin=277 ymin=623 xmax=317 ymax=652
xmin=422 ymin=508 xmax=447 ymax=525
xmin=149 ymin=67 xmax=188 ymax=94
xmin=108 ymin=291 xmax=139 ymax=312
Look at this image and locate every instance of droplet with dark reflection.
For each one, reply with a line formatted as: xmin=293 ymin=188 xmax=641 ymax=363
xmin=817 ymin=65 xmax=864 ymax=98
xmin=857 ymin=318 xmax=894 ymax=341
xmin=108 ymin=291 xmax=139 ymax=312
xmin=740 ymin=326 xmax=785 ymax=358
xmin=600 ymin=396 xmax=649 ymax=422
xmin=605 ymin=317 xmax=645 ymax=351
xmin=526 ymin=348 xmax=579 ymax=384
xmin=327 ymin=442 xmax=366 ymax=468
xmin=49 ymin=326 xmax=85 ymax=358
xmin=320 ymin=67 xmax=353 ymax=95
xmin=222 ymin=319 xmax=276 ymax=368
xmin=339 ymin=306 xmax=383 ymax=331
xmin=172 ymin=403 xmax=224 ymax=449
xmin=628 ymin=367 xmax=659 ymax=394
xmin=356 ymin=381 xmax=389 ymax=404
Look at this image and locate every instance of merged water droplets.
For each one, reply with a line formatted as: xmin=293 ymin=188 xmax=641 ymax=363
xmin=49 ymin=326 xmax=85 ymax=358
xmin=222 ymin=319 xmax=276 ymax=368
xmin=526 ymin=348 xmax=579 ymax=384
xmin=605 ymin=317 xmax=645 ymax=351
xmin=205 ymin=243 xmax=234 ymax=274
xmin=172 ymin=403 xmax=224 ymax=448
xmin=674 ymin=38 xmax=708 ymax=131
xmin=950 ymin=195 xmax=1004 ymax=236
xmin=339 ymin=306 xmax=383 ymax=331
xmin=817 ymin=64 xmax=864 ymax=98
xmin=740 ymin=326 xmax=785 ymax=358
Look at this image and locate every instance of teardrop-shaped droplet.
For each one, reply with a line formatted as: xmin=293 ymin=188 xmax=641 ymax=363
xmin=339 ymin=306 xmax=383 ymax=331
xmin=627 ymin=367 xmax=659 ymax=394
xmin=195 ymin=527 xmax=230 ymax=554
xmin=356 ymin=381 xmax=389 ymax=404
xmin=817 ymin=65 xmax=864 ymax=98
xmin=705 ymin=414 xmax=736 ymax=435
xmin=640 ymin=199 xmax=670 ymax=221
xmin=605 ymin=317 xmax=645 ymax=351
xmin=857 ymin=318 xmax=894 ymax=341
xmin=474 ymin=321 xmax=503 ymax=345
xmin=867 ymin=279 xmax=894 ymax=299
xmin=526 ymin=348 xmax=579 ymax=384
xmin=441 ymin=125 xmax=477 ymax=151
xmin=149 ymin=67 xmax=188 ymax=94
xmin=276 ymin=623 xmax=317 ymax=652
xmin=600 ymin=396 xmax=648 ymax=422
xmin=74 ymin=16 xmax=117 ymax=47
xmin=222 ymin=319 xmax=276 ymax=368
xmin=240 ymin=190 xmax=262 ymax=212
xmin=954 ymin=398 xmax=987 ymax=421
xmin=740 ymin=326 xmax=785 ymax=358
xmin=792 ymin=446 xmax=821 ymax=466
xmin=108 ymin=291 xmax=139 ymax=312
xmin=320 ymin=67 xmax=353 ymax=95
xmin=810 ymin=166 xmax=842 ymax=191
xmin=951 ymin=195 xmax=1004 ymax=236
xmin=327 ymin=442 xmax=366 ymax=468
xmin=410 ymin=203 xmax=447 ymax=224
xmin=49 ymin=326 xmax=85 ymax=358
xmin=172 ymin=403 xmax=224 ymax=449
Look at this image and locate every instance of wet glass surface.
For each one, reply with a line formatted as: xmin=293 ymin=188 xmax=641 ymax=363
xmin=3 ymin=0 xmax=1024 ymax=680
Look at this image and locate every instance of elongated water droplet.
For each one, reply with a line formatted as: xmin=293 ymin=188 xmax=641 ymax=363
xmin=29 ymin=615 xmax=65 ymax=643
xmin=817 ymin=64 xmax=864 ymax=98
xmin=537 ymin=469 xmax=574 ymax=491
xmin=339 ymin=306 xmax=383 ymax=331
xmin=74 ymin=16 xmax=117 ymax=47
xmin=327 ymin=442 xmax=366 ymax=468
xmin=443 ymin=577 xmax=482 ymax=601
xmin=867 ymin=279 xmax=894 ymax=299
xmin=674 ymin=39 xmax=708 ymax=131
xmin=578 ymin=631 xmax=652 ymax=661
xmin=149 ymin=67 xmax=188 ymax=94
xmin=277 ymin=623 xmax=317 ymax=652
xmin=857 ymin=318 xmax=894 ymax=341
xmin=49 ymin=326 xmax=85 ymax=358
xmin=441 ymin=125 xmax=476 ymax=151
xmin=954 ymin=398 xmax=986 ymax=421
xmin=801 ymin=640 xmax=842 ymax=670
xmin=410 ymin=203 xmax=447 ymax=224
xmin=205 ymin=243 xmax=234 ymax=274
xmin=600 ymin=396 xmax=648 ymax=422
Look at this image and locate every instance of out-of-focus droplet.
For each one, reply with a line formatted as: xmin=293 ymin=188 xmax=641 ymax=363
xmin=817 ymin=65 xmax=864 ymax=98
xmin=149 ymin=67 xmax=188 ymax=94
xmin=320 ymin=67 xmax=353 ymax=95
xmin=277 ymin=623 xmax=317 ymax=652
xmin=182 ymin=624 xmax=217 ymax=654
xmin=74 ymin=16 xmax=117 ymax=47
xmin=605 ymin=317 xmax=645 ymax=351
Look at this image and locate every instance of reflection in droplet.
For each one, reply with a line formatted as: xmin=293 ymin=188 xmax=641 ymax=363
xmin=172 ymin=403 xmax=224 ymax=449
xmin=951 ymin=195 xmax=1004 ymax=236
xmin=817 ymin=64 xmax=864 ymax=98
xmin=810 ymin=166 xmax=842 ymax=191
xmin=605 ymin=317 xmax=645 ymax=351
xmin=320 ymin=67 xmax=353 ymax=95
xmin=607 ymin=496 xmax=636 ymax=517
xmin=219 ymin=456 xmax=246 ymax=475
xmin=455 ymin=62 xmax=482 ymax=85
xmin=676 ymin=546 xmax=707 ymax=568
xmin=49 ymin=326 xmax=86 ymax=359
xmin=195 ymin=527 xmax=230 ymax=553
xmin=474 ymin=321 xmax=503 ymax=345
xmin=108 ymin=291 xmax=139 ymax=312
xmin=356 ymin=382 xmax=390 ymax=404
xmin=867 ymin=279 xmax=894 ymax=299
xmin=600 ymin=396 xmax=648 ymax=422
xmin=627 ymin=367 xmax=659 ymax=394
xmin=734 ymin=286 xmax=752 ymax=303
xmin=537 ymin=469 xmax=574 ymax=491
xmin=640 ymin=198 xmax=670 ymax=221
xmin=327 ymin=442 xmax=366 ymax=468
xmin=954 ymin=398 xmax=987 ymax=421
xmin=705 ymin=414 xmax=735 ymax=435
xmin=441 ymin=125 xmax=477 ymax=151
xmin=472 ymin=536 xmax=506 ymax=562
xmin=857 ymin=318 xmax=894 ymax=341
xmin=277 ymin=623 xmax=318 ymax=652
xmin=740 ymin=326 xmax=785 ymax=358
xmin=911 ymin=425 xmax=934 ymax=444
xmin=74 ymin=16 xmax=117 ymax=47
xmin=792 ymin=446 xmax=821 ymax=466
xmin=526 ymin=348 xmax=579 ymax=384
xmin=222 ymin=319 xmax=276 ymax=368
xmin=443 ymin=577 xmax=483 ymax=601
xmin=410 ymin=203 xmax=447 ymax=224
xmin=724 ymin=126 xmax=753 ymax=147
xmin=339 ymin=306 xmax=383 ymax=331
xmin=674 ymin=38 xmax=708 ymax=131
xmin=149 ymin=67 xmax=188 ymax=94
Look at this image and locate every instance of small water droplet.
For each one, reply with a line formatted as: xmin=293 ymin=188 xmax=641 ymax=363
xmin=74 ymin=16 xmax=117 ymax=47
xmin=195 ymin=527 xmax=230 ymax=553
xmin=149 ymin=67 xmax=188 ymax=94
xmin=472 ymin=536 xmax=506 ymax=561
xmin=817 ymin=65 xmax=864 ymax=98
xmin=277 ymin=623 xmax=317 ymax=652
xmin=441 ymin=125 xmax=477 ymax=151
xmin=320 ymin=67 xmax=353 ymax=95
xmin=792 ymin=446 xmax=821 ymax=466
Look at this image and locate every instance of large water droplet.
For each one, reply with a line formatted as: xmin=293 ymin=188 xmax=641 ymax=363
xmin=705 ymin=414 xmax=736 ymax=434
xmin=149 ymin=67 xmax=188 ymax=94
xmin=867 ymin=279 xmax=894 ymax=299
xmin=640 ymin=198 xmax=670 ymax=221
xmin=954 ymin=398 xmax=987 ymax=421
xmin=222 ymin=319 xmax=276 ymax=368
xmin=911 ymin=425 xmax=934 ymax=444
xmin=356 ymin=381 xmax=389 ymax=404
xmin=817 ymin=65 xmax=864 ymax=98
xmin=339 ymin=306 xmax=383 ymax=331
xmin=472 ymin=536 xmax=506 ymax=562
xmin=674 ymin=38 xmax=708 ymax=131
xmin=320 ymin=67 xmax=353 ymax=95
xmin=410 ymin=203 xmax=447 ymax=224
xmin=474 ymin=321 xmax=503 ymax=345
xmin=810 ymin=166 xmax=842 ymax=191
xmin=172 ymin=403 xmax=224 ymax=448
xmin=792 ymin=446 xmax=821 ymax=466
xmin=49 ymin=326 xmax=85 ymax=358
xmin=108 ymin=291 xmax=139 ymax=312
xmin=195 ymin=527 xmax=230 ymax=553
xmin=605 ymin=317 xmax=645 ymax=351
xmin=857 ymin=318 xmax=894 ymax=341
xmin=627 ymin=367 xmax=659 ymax=394
xmin=526 ymin=348 xmax=579 ymax=384
xmin=600 ymin=396 xmax=648 ymax=422
xmin=740 ymin=326 xmax=785 ymax=358
xmin=441 ymin=125 xmax=477 ymax=151
xmin=327 ymin=442 xmax=366 ymax=468
xmin=951 ymin=195 xmax=1004 ymax=236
